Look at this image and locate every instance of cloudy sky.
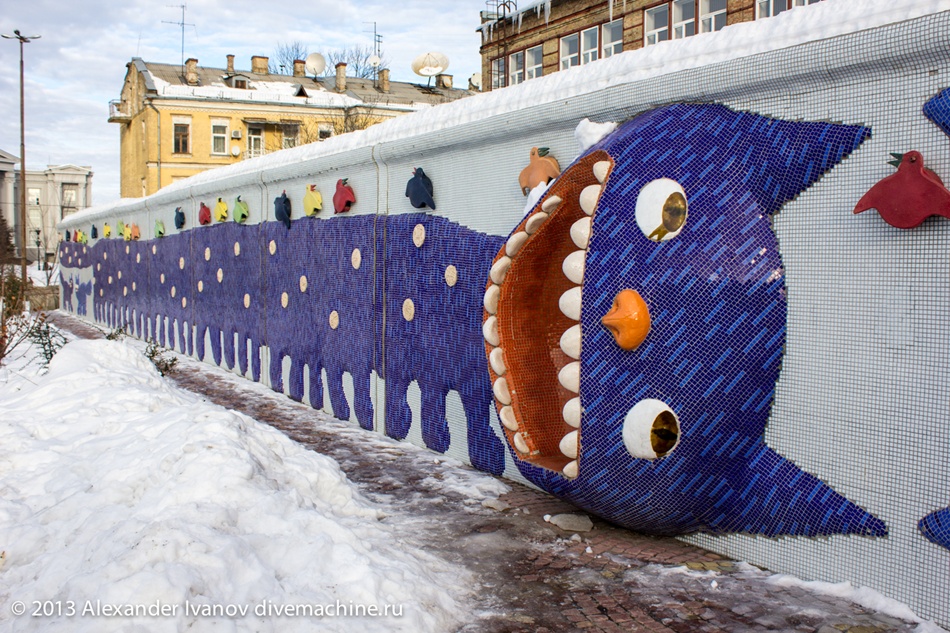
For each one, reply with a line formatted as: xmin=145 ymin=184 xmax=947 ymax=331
xmin=0 ymin=0 xmax=489 ymax=205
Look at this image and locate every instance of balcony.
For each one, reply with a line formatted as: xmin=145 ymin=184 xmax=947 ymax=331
xmin=108 ymin=100 xmax=131 ymax=123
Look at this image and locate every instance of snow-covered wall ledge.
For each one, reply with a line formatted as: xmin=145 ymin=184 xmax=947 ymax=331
xmin=59 ymin=6 xmax=950 ymax=628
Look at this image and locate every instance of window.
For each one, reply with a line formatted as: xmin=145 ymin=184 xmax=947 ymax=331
xmin=526 ymin=46 xmax=543 ymax=80
xmin=234 ymin=78 xmax=247 ymax=89
xmin=282 ymin=124 xmax=299 ymax=149
xmin=700 ymin=0 xmax=727 ymax=32
xmin=757 ymin=0 xmax=819 ymax=18
xmin=173 ymin=123 xmax=190 ymax=154
xmin=602 ymin=20 xmax=623 ymax=57
xmin=560 ymin=33 xmax=580 ymax=70
xmin=247 ymin=126 xmax=264 ymax=158
xmin=672 ymin=0 xmax=696 ymax=38
xmin=318 ymin=125 xmax=333 ymax=141
xmin=508 ymin=51 xmax=525 ymax=85
xmin=211 ymin=120 xmax=229 ymax=155
xmin=491 ymin=57 xmax=505 ymax=89
xmin=581 ymin=27 xmax=599 ymax=64
xmin=645 ymin=5 xmax=670 ymax=45
xmin=27 ymin=188 xmax=40 ymax=206
xmin=61 ymin=184 xmax=77 ymax=211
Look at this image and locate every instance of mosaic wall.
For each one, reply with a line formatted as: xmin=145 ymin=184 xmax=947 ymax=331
xmin=59 ymin=13 xmax=950 ymax=627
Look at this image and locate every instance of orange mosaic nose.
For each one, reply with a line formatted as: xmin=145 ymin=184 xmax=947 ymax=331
xmin=601 ymin=289 xmax=651 ymax=351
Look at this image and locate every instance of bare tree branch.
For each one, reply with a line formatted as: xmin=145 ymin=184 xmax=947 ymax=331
xmin=269 ymin=41 xmax=310 ymax=74
xmin=324 ymin=45 xmax=390 ymax=79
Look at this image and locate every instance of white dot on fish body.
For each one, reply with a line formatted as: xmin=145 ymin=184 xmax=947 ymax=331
xmin=413 ymin=224 xmax=426 ymax=248
xmin=444 ymin=265 xmax=458 ymax=287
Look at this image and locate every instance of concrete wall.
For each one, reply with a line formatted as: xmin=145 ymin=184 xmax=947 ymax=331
xmin=60 ymin=13 xmax=950 ymax=627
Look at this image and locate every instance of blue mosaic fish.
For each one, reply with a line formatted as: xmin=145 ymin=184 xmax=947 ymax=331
xmin=58 ymin=102 xmax=887 ymax=538
xmin=484 ymin=104 xmax=887 ymax=537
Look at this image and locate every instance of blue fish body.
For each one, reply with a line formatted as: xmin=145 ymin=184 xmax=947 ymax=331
xmin=491 ymin=104 xmax=886 ymax=537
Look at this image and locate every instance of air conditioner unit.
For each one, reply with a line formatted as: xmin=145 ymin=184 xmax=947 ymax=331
xmin=231 ymin=130 xmax=242 ymax=139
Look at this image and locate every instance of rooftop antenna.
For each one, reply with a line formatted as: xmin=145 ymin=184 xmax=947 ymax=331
xmin=363 ymin=21 xmax=383 ymax=85
xmin=162 ymin=4 xmax=194 ymax=77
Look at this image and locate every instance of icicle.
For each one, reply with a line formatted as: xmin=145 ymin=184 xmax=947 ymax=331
xmin=517 ymin=10 xmax=523 ymax=33
xmin=608 ymin=0 xmax=613 ymax=22
xmin=623 ymin=0 xmax=627 ymax=12
xmin=544 ymin=0 xmax=551 ymax=24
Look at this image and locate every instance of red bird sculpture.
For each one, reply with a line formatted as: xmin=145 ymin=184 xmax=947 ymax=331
xmin=333 ymin=178 xmax=356 ymax=214
xmin=853 ymin=151 xmax=950 ymax=229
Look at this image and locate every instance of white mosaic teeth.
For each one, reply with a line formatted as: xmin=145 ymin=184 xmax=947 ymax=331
xmin=525 ymin=212 xmax=548 ymax=234
xmin=558 ymin=362 xmax=581 ymax=393
xmin=483 ymin=316 xmax=499 ymax=347
xmin=563 ymin=398 xmax=581 ymax=428
xmin=580 ymin=185 xmax=601 ymax=215
xmin=499 ymin=405 xmax=518 ymax=431
xmin=559 ymin=430 xmax=579 ymax=459
xmin=562 ymin=250 xmax=586 ymax=285
xmin=493 ymin=376 xmax=511 ymax=405
xmin=571 ymin=217 xmax=591 ymax=250
xmin=484 ymin=172 xmax=607 ymax=479
xmin=489 ymin=347 xmax=506 ymax=375
xmin=559 ymin=287 xmax=582 ymax=321
xmin=559 ymin=325 xmax=581 ymax=360
xmin=541 ymin=195 xmax=562 ymax=213
xmin=484 ymin=285 xmax=500 ymax=314
xmin=506 ymin=232 xmax=528 ymax=257
xmin=490 ymin=257 xmax=511 ymax=284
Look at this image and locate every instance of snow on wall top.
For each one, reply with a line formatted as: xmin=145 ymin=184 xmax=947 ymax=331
xmin=63 ymin=0 xmax=949 ymax=226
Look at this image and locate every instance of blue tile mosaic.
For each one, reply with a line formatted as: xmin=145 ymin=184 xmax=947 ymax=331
xmin=920 ymin=508 xmax=950 ymax=551
xmin=923 ymin=87 xmax=950 ymax=137
xmin=501 ymin=104 xmax=886 ymax=537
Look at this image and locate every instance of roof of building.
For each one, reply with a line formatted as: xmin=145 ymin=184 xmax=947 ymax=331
xmin=133 ymin=58 xmax=473 ymax=112
xmin=0 ymin=148 xmax=19 ymax=165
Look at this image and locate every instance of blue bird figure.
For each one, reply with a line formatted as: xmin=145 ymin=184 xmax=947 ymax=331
xmin=406 ymin=167 xmax=436 ymax=210
xmin=174 ymin=207 xmax=185 ymax=230
xmin=274 ymin=191 xmax=292 ymax=229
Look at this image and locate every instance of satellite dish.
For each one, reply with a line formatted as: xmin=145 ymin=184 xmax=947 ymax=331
xmin=470 ymin=73 xmax=482 ymax=91
xmin=411 ymin=52 xmax=450 ymax=77
xmin=368 ymin=55 xmax=381 ymax=68
xmin=305 ymin=53 xmax=326 ymax=77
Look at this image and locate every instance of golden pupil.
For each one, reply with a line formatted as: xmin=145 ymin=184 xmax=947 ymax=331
xmin=662 ymin=192 xmax=687 ymax=232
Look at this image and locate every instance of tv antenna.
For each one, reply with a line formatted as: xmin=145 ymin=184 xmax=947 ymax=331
xmin=363 ymin=21 xmax=384 ymax=84
xmin=163 ymin=4 xmax=195 ymax=76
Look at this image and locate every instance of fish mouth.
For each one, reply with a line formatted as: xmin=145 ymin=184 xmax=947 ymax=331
xmin=483 ymin=151 xmax=612 ymax=479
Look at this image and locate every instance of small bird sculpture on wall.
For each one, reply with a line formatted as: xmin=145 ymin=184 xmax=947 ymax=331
xmin=853 ymin=151 xmax=950 ymax=229
xmin=333 ymin=179 xmax=356 ymax=214
xmin=406 ymin=168 xmax=436 ymax=210
xmin=519 ymin=147 xmax=561 ymax=195
xmin=304 ymin=185 xmax=323 ymax=216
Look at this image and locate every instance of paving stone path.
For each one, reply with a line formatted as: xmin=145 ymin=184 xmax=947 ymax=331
xmin=50 ymin=313 xmax=928 ymax=633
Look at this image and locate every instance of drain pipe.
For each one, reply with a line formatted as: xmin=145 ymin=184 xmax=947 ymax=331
xmin=146 ymin=99 xmax=162 ymax=192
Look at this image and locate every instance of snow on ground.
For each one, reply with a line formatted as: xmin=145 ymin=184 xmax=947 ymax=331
xmin=27 ymin=262 xmax=60 ymax=288
xmin=0 ymin=338 xmax=473 ymax=632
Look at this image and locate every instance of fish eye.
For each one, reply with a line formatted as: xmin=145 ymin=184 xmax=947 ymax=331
xmin=623 ymin=398 xmax=680 ymax=459
xmin=635 ymin=178 xmax=688 ymax=242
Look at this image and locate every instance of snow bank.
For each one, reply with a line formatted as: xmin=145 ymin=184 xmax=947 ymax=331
xmin=0 ymin=339 xmax=469 ymax=632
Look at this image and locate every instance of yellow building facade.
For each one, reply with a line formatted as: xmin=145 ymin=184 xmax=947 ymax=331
xmin=110 ymin=56 xmax=469 ymax=198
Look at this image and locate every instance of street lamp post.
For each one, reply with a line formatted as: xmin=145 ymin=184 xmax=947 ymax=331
xmin=1 ymin=29 xmax=41 ymax=290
